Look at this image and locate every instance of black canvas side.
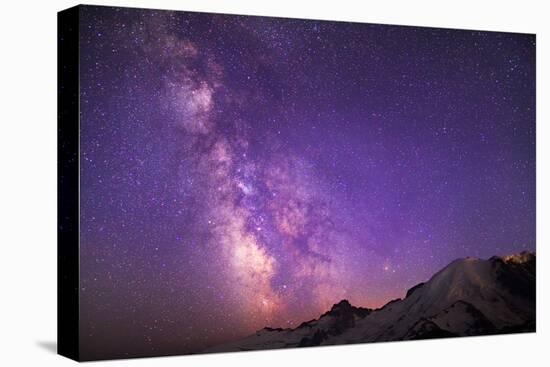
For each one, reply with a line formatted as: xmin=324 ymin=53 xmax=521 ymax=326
xmin=57 ymin=5 xmax=80 ymax=362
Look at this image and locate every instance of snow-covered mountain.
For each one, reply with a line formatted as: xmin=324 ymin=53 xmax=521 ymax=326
xmin=206 ymin=251 xmax=535 ymax=352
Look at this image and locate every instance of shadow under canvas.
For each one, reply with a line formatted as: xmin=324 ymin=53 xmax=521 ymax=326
xmin=36 ymin=341 xmax=57 ymax=354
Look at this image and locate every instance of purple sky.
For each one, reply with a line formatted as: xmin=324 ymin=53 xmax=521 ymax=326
xmin=77 ymin=5 xmax=535 ymax=359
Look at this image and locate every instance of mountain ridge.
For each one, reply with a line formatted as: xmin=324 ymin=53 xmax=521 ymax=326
xmin=205 ymin=251 xmax=535 ymax=352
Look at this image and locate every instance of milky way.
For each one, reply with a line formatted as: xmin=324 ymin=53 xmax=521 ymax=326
xmin=77 ymin=6 xmax=536 ymax=359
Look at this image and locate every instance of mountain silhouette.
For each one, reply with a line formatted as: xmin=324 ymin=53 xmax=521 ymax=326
xmin=206 ymin=251 xmax=535 ymax=352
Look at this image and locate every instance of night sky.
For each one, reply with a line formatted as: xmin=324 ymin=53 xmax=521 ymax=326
xmin=78 ymin=5 xmax=536 ymax=359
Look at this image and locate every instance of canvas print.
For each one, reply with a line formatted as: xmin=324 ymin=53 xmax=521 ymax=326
xmin=57 ymin=5 xmax=536 ymax=361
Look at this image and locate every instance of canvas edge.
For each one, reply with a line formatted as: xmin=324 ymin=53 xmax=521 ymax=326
xmin=57 ymin=4 xmax=81 ymax=362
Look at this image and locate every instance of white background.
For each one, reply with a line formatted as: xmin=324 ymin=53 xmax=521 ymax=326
xmin=0 ymin=0 xmax=548 ymax=365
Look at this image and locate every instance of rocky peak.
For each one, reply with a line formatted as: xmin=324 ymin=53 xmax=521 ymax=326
xmin=330 ymin=299 xmax=352 ymax=312
xmin=323 ymin=299 xmax=371 ymax=319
